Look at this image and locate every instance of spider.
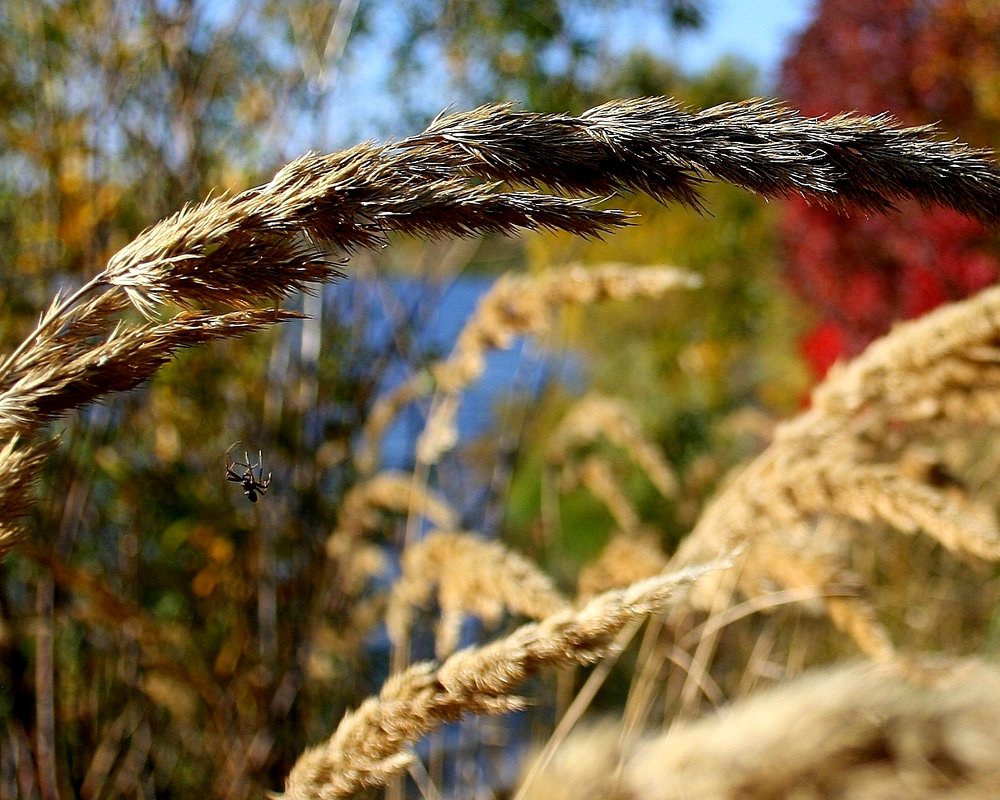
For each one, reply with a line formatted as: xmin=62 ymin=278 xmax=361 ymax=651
xmin=225 ymin=442 xmax=272 ymax=503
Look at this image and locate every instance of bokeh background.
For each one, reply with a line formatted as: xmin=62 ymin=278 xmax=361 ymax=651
xmin=2 ymin=1 xmax=1000 ymax=797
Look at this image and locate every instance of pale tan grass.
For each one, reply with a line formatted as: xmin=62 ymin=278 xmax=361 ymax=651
xmin=548 ymin=393 xmax=678 ymax=500
xmin=668 ymin=289 xmax=1000 ymax=651
xmin=698 ymin=450 xmax=1000 ymax=560
xmin=278 ymin=558 xmax=732 ymax=799
xmin=563 ymin=456 xmax=644 ymax=534
xmin=358 ymin=265 xmax=700 ymax=472
xmin=517 ymin=657 xmax=1000 ymax=800
xmin=813 ymin=283 xmax=1000 ymax=426
xmin=0 ymin=437 xmax=56 ymax=558
xmin=9 ymin=94 xmax=1000 ymax=796
xmin=747 ymin=522 xmax=895 ymax=661
xmin=24 ymin=95 xmax=978 ymax=445
xmin=674 ymin=449 xmax=973 ymax=657
xmin=386 ymin=530 xmax=570 ymax=657
xmin=0 ymin=300 xmax=302 ymax=554
xmin=329 ymin=471 xmax=458 ymax=542
xmin=627 ymin=657 xmax=1000 ymax=800
xmin=0 ymin=308 xmax=302 ymax=438
xmin=415 ymin=264 xmax=699 ymax=465
xmin=102 ymin=141 xmax=629 ymax=316
xmin=324 ymin=471 xmax=458 ymax=600
xmin=577 ymin=531 xmax=668 ymax=599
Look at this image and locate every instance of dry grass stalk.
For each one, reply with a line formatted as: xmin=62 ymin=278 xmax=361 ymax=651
xmin=0 ymin=301 xmax=302 ymax=555
xmin=361 ymin=264 xmax=699 ymax=470
xmin=32 ymin=95 xmax=965 ymax=447
xmin=741 ymin=520 xmax=895 ymax=661
xmin=7 ymin=92 xmax=976 ymax=500
xmin=8 ymin=94 xmax=1000 ymax=794
xmin=667 ymin=287 xmax=1000 ymax=653
xmin=330 ymin=471 xmax=458 ymax=542
xmin=813 ymin=283 xmax=1000 ymax=428
xmin=0 ymin=307 xmax=302 ymax=439
xmin=672 ymin=444 xmax=998 ymax=653
xmin=517 ymin=657 xmax=1000 ymax=800
xmin=325 ymin=471 xmax=458 ymax=595
xmin=548 ymin=393 xmax=679 ymax=500
xmin=386 ymin=530 xmax=570 ymax=657
xmin=564 ymin=456 xmax=644 ymax=534
xmin=413 ymin=99 xmax=1000 ymax=219
xmin=102 ymin=141 xmax=632 ymax=317
xmin=6 ymin=96 xmax=999 ymax=438
xmin=7 ymin=97 xmax=711 ymax=555
xmin=0 ymin=437 xmax=56 ymax=558
xmin=629 ymin=656 xmax=1000 ymax=799
xmin=279 ymin=557 xmax=732 ymax=799
xmin=577 ymin=530 xmax=669 ymax=599
xmin=704 ymin=449 xmax=998 ymax=560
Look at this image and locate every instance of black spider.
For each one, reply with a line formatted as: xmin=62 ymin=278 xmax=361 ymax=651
xmin=225 ymin=442 xmax=271 ymax=503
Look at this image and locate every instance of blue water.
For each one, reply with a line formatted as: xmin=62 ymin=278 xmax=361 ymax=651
xmin=324 ymin=274 xmax=584 ymax=474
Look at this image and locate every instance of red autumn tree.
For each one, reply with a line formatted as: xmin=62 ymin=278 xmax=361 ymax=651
xmin=779 ymin=0 xmax=1000 ymax=376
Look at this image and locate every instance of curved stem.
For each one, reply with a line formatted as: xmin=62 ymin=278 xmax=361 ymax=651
xmin=0 ymin=272 xmax=111 ymax=376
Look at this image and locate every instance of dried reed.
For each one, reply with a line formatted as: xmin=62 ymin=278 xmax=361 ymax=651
xmin=0 ymin=307 xmax=302 ymax=438
xmin=330 ymin=471 xmax=458 ymax=543
xmin=386 ymin=530 xmax=570 ymax=657
xmin=628 ymin=656 xmax=1000 ymax=799
xmin=518 ymin=657 xmax=1000 ymax=800
xmin=5 ymin=96 xmax=995 ymax=555
xmin=279 ymin=558 xmax=731 ymax=799
xmin=412 ymin=99 xmax=1000 ymax=219
xmin=813 ymin=283 xmax=1000 ymax=427
xmin=549 ymin=394 xmax=678 ymax=498
xmin=669 ymin=283 xmax=1000 ymax=657
xmin=8 ymin=93 xmax=1000 ymax=797
xmin=0 ymin=437 xmax=56 ymax=555
xmin=359 ymin=264 xmax=700 ymax=471
xmin=564 ymin=457 xmax=645 ymax=534
xmin=577 ymin=530 xmax=669 ymax=599
xmin=324 ymin=471 xmax=457 ymax=595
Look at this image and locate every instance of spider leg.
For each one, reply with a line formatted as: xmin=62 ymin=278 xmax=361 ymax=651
xmin=225 ymin=443 xmax=272 ymax=501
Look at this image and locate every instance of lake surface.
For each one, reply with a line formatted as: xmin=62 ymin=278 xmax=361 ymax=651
xmin=324 ymin=274 xmax=583 ymax=473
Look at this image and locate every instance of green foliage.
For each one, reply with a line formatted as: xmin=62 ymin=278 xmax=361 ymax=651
xmin=379 ymin=0 xmax=706 ymax=116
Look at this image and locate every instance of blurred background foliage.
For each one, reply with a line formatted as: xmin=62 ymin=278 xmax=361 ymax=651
xmin=1 ymin=0 xmax=999 ymax=797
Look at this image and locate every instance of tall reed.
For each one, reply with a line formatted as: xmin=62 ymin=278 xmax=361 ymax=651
xmin=6 ymin=97 xmax=1000 ymax=799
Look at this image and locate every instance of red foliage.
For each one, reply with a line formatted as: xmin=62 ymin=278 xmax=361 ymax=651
xmin=779 ymin=0 xmax=1000 ymax=377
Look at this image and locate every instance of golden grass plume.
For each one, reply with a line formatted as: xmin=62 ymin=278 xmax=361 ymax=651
xmin=325 ymin=471 xmax=458 ymax=596
xmin=517 ymin=657 xmax=1000 ymax=800
xmin=548 ymin=393 xmax=679 ymax=501
xmin=666 ymin=285 xmax=1000 ymax=657
xmin=577 ymin=530 xmax=669 ymax=599
xmin=357 ymin=264 xmax=700 ymax=472
xmin=5 ymin=97 xmax=1000 ymax=557
xmin=386 ymin=529 xmax=570 ymax=657
xmin=279 ymin=557 xmax=732 ymax=799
